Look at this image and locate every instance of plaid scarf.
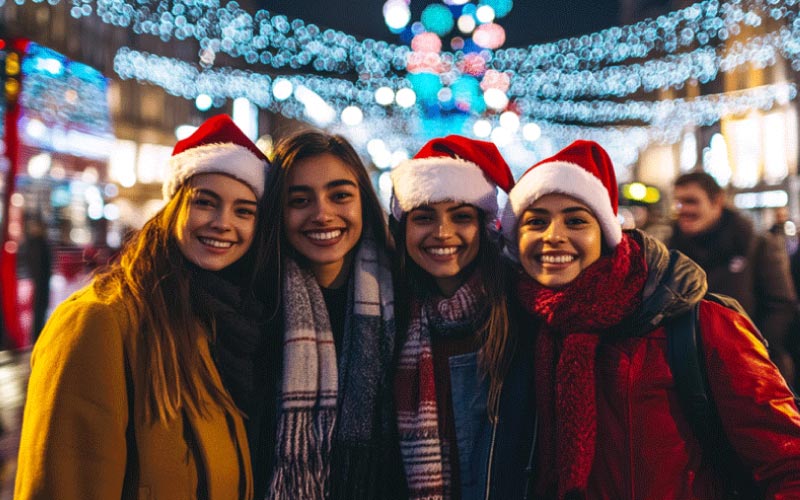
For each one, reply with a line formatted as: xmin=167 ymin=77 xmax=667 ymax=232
xmin=517 ymin=234 xmax=646 ymax=500
xmin=269 ymin=235 xmax=397 ymax=500
xmin=395 ymin=273 xmax=486 ymax=500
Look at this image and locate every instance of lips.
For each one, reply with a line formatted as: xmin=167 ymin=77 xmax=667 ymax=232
xmin=425 ymin=246 xmax=458 ymax=256
xmin=198 ymin=236 xmax=234 ymax=249
xmin=538 ymin=253 xmax=576 ymax=264
xmin=306 ymin=229 xmax=343 ymax=241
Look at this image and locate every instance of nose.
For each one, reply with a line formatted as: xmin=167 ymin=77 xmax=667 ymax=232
xmin=210 ymin=207 xmax=234 ymax=231
xmin=542 ymin=220 xmax=565 ymax=243
xmin=312 ymin=198 xmax=334 ymax=223
xmin=435 ymin=219 xmax=454 ymax=239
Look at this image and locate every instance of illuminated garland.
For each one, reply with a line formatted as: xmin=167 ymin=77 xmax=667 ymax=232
xmin=114 ymin=47 xmax=795 ymax=165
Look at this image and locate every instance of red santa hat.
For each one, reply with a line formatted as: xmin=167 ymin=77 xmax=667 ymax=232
xmin=390 ymin=135 xmax=514 ymax=221
xmin=501 ymin=140 xmax=622 ymax=249
xmin=162 ymin=114 xmax=269 ymax=200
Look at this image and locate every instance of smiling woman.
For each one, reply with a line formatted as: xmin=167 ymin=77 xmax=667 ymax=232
xmin=389 ymin=135 xmax=535 ymax=500
xmin=15 ymin=114 xmax=275 ymax=500
xmin=261 ymin=129 xmax=404 ymax=500
xmin=498 ymin=139 xmax=800 ymax=499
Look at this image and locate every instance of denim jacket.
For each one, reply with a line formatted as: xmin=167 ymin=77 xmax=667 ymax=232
xmin=449 ymin=343 xmax=536 ymax=500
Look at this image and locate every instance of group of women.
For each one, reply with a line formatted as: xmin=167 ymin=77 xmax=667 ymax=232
xmin=14 ymin=113 xmax=800 ymax=500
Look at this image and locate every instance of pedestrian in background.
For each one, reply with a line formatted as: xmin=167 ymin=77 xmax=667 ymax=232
xmin=15 ymin=114 xmax=272 ymax=499
xmin=501 ymin=140 xmax=800 ymax=499
xmin=668 ymin=172 xmax=798 ymax=387
xmin=390 ymin=136 xmax=533 ymax=500
xmin=262 ymin=130 xmax=404 ymax=499
xmin=23 ymin=217 xmax=51 ymax=343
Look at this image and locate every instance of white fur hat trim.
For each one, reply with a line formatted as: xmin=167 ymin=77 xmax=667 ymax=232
xmin=390 ymin=157 xmax=497 ymax=220
xmin=162 ymin=142 xmax=266 ymax=200
xmin=500 ymin=160 xmax=622 ymax=249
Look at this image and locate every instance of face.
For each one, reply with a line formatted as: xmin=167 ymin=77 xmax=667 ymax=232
xmin=673 ymin=182 xmax=724 ymax=236
xmin=174 ymin=173 xmax=258 ymax=271
xmin=283 ymin=153 xmax=363 ymax=287
xmin=517 ymin=193 xmax=603 ymax=289
xmin=406 ymin=201 xmax=481 ymax=296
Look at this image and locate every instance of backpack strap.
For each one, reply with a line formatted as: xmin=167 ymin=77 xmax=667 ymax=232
xmin=666 ymin=299 xmax=763 ymax=499
xmin=666 ymin=304 xmax=712 ymax=426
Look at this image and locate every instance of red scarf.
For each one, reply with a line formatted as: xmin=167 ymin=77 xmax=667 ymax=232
xmin=518 ymin=233 xmax=647 ymax=499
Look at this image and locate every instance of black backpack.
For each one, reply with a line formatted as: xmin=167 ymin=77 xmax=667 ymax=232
xmin=665 ymin=293 xmax=798 ymax=499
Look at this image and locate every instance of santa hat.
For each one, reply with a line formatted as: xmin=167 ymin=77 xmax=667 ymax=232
xmin=390 ymin=135 xmax=514 ymax=221
xmin=501 ymin=140 xmax=622 ymax=249
xmin=162 ymin=114 xmax=269 ymax=200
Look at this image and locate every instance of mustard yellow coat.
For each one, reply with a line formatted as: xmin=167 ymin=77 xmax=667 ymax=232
xmin=14 ymin=284 xmax=253 ymax=500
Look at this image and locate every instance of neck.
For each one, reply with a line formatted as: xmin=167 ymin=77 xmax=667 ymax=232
xmin=435 ymin=275 xmax=465 ymax=298
xmin=313 ymin=252 xmax=353 ymax=289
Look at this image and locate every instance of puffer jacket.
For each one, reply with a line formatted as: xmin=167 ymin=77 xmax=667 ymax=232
xmin=507 ymin=230 xmax=800 ymax=499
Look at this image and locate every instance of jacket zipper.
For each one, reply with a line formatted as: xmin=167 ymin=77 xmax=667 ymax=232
xmin=484 ymin=419 xmax=498 ymax=500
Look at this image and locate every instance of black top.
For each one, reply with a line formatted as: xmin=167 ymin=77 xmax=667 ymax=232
xmin=321 ymin=281 xmax=349 ymax=358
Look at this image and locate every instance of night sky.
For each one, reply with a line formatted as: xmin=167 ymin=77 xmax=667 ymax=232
xmin=261 ymin=0 xmax=622 ymax=48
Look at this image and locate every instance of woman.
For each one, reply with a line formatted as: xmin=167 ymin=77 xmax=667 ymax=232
xmin=500 ymin=139 xmax=800 ymax=499
xmin=390 ymin=135 xmax=532 ymax=500
xmin=15 ymin=114 xmax=272 ymax=499
xmin=263 ymin=130 xmax=403 ymax=499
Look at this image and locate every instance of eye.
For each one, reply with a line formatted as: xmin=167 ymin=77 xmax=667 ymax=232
xmin=409 ymin=213 xmax=434 ymax=224
xmin=287 ymin=196 xmax=309 ymax=208
xmin=452 ymin=210 xmax=476 ymax=223
xmin=192 ymin=196 xmax=215 ymax=208
xmin=522 ymin=215 xmax=546 ymax=227
xmin=566 ymin=216 xmax=589 ymax=226
xmin=236 ymin=207 xmax=257 ymax=218
xmin=331 ymin=190 xmax=356 ymax=202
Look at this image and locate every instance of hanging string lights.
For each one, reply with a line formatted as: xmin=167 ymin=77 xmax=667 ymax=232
xmin=9 ymin=0 xmax=800 ymax=171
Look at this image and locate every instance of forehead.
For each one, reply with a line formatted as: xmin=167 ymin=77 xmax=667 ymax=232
xmin=286 ymin=153 xmax=358 ymax=187
xmin=674 ymin=182 xmax=711 ymax=201
xmin=188 ymin=173 xmax=257 ymax=200
xmin=526 ymin=192 xmax=593 ymax=212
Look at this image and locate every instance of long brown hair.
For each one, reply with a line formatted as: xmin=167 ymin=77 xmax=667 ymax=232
xmin=265 ymin=129 xmax=393 ymax=259
xmin=93 ymin=179 xmax=270 ymax=424
xmin=392 ymin=211 xmax=514 ymax=422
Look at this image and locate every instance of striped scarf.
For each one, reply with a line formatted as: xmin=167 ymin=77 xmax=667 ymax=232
xmin=269 ymin=235 xmax=398 ymax=500
xmin=395 ymin=274 xmax=486 ymax=500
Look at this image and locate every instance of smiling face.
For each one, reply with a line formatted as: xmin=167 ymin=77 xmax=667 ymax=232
xmin=673 ymin=182 xmax=724 ymax=237
xmin=283 ymin=153 xmax=363 ymax=288
xmin=517 ymin=193 xmax=603 ymax=289
xmin=174 ymin=173 xmax=258 ymax=271
xmin=405 ymin=201 xmax=481 ymax=296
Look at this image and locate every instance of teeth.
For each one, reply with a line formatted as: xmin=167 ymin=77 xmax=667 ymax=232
xmin=307 ymin=230 xmax=342 ymax=241
xmin=540 ymin=254 xmax=575 ymax=264
xmin=427 ymin=247 xmax=458 ymax=256
xmin=199 ymin=237 xmax=233 ymax=248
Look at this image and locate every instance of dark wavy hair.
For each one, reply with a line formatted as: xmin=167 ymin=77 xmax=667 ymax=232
xmin=264 ymin=129 xmax=393 ymax=262
xmin=391 ymin=210 xmax=514 ymax=423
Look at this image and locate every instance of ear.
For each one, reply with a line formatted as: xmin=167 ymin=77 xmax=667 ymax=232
xmin=710 ymin=191 xmax=726 ymax=210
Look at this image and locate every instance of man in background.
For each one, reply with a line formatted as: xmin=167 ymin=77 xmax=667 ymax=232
xmin=668 ymin=172 xmax=797 ymax=387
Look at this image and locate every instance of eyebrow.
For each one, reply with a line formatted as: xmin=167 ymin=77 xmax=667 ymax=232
xmin=412 ymin=202 xmax=472 ymax=213
xmin=528 ymin=206 xmax=593 ymax=215
xmin=195 ymin=188 xmax=257 ymax=206
xmin=287 ymin=179 xmax=358 ymax=194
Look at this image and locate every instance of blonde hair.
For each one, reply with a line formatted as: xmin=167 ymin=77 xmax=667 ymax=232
xmin=93 ymin=183 xmax=239 ymax=423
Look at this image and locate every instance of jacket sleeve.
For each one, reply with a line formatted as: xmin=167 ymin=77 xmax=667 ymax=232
xmin=699 ymin=300 xmax=800 ymax=498
xmin=753 ymin=234 xmax=797 ymax=348
xmin=14 ymin=294 xmax=130 ymax=500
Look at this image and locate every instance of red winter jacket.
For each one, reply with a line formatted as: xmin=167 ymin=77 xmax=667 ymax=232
xmin=585 ymin=233 xmax=800 ymax=499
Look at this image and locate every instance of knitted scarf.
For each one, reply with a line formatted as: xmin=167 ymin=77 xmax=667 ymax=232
xmin=517 ymin=234 xmax=647 ymax=500
xmin=188 ymin=263 xmax=267 ymax=416
xmin=395 ymin=272 xmax=486 ymax=500
xmin=269 ymin=235 xmax=397 ymax=500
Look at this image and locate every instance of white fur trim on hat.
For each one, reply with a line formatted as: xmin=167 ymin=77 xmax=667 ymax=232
xmin=500 ymin=160 xmax=622 ymax=249
xmin=390 ymin=156 xmax=498 ymax=220
xmin=162 ymin=142 xmax=266 ymax=200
